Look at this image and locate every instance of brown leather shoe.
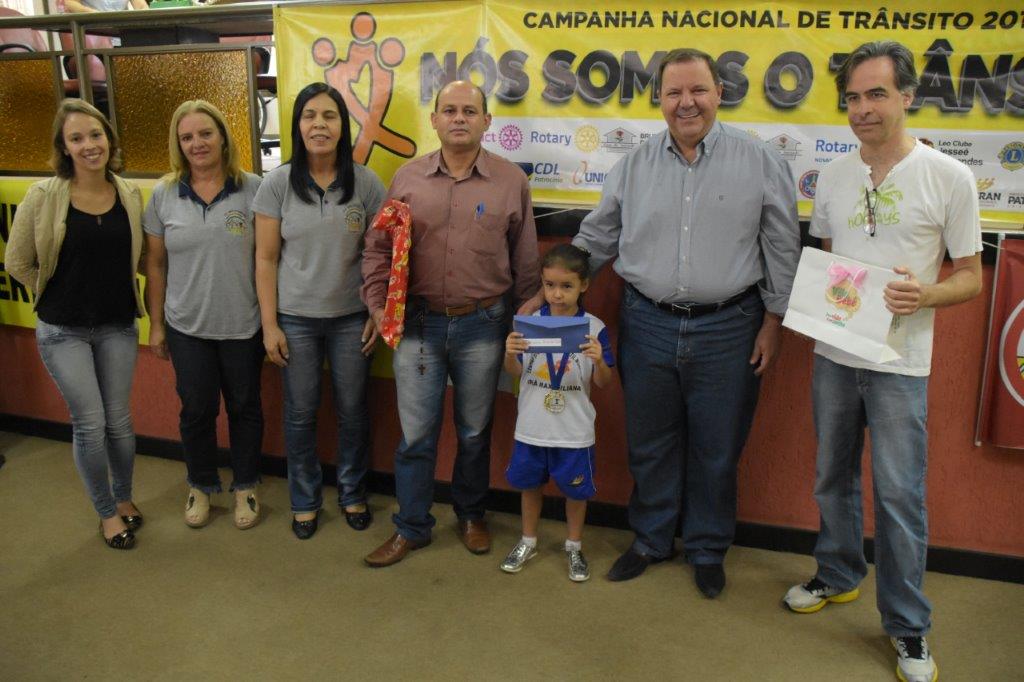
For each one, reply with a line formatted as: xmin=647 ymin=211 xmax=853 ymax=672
xmin=364 ymin=532 xmax=430 ymax=568
xmin=457 ymin=519 xmax=491 ymax=554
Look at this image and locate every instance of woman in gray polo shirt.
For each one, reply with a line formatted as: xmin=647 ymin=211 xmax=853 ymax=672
xmin=144 ymin=100 xmax=265 ymax=530
xmin=254 ymin=82 xmax=385 ymax=540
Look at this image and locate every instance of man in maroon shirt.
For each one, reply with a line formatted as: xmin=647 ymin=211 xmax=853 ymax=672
xmin=362 ymin=80 xmax=539 ymax=567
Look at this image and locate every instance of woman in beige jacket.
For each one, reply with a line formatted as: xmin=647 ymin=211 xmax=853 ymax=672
xmin=6 ymin=99 xmax=145 ymax=550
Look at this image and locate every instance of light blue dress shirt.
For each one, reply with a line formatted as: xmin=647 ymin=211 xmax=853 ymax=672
xmin=573 ymin=122 xmax=800 ymax=316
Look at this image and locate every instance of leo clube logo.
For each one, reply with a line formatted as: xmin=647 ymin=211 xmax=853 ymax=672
xmin=312 ymin=12 xmax=417 ymax=164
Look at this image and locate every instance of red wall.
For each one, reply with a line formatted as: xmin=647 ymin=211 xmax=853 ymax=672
xmin=1 ymin=258 xmax=1021 ymax=558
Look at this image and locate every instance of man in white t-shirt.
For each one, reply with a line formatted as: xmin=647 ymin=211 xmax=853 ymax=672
xmin=782 ymin=41 xmax=982 ymax=682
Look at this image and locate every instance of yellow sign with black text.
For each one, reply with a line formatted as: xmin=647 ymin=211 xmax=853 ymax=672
xmin=276 ymin=0 xmax=1024 ymax=221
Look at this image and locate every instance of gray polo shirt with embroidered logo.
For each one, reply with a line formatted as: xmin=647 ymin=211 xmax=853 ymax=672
xmin=143 ymin=172 xmax=262 ymax=339
xmin=253 ymin=163 xmax=385 ymax=318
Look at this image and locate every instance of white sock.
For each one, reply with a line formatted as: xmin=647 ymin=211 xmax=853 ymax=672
xmin=565 ymin=539 xmax=582 ymax=552
xmin=521 ymin=535 xmax=538 ymax=548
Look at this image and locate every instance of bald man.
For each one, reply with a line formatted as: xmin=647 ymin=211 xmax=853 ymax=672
xmin=362 ymin=81 xmax=539 ymax=567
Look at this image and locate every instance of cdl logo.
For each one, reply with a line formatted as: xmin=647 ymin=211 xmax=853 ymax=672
xmin=534 ymin=162 xmax=559 ymax=175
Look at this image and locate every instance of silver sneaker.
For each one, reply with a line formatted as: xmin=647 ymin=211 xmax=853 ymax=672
xmin=566 ymin=549 xmax=590 ymax=582
xmin=500 ymin=541 xmax=537 ymax=573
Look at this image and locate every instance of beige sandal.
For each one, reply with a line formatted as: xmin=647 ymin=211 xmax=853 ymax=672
xmin=234 ymin=488 xmax=260 ymax=530
xmin=184 ymin=487 xmax=211 ymax=528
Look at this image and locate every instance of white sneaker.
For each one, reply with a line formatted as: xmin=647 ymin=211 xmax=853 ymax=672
xmin=500 ymin=541 xmax=537 ymax=573
xmin=891 ymin=636 xmax=938 ymax=682
xmin=783 ymin=577 xmax=860 ymax=613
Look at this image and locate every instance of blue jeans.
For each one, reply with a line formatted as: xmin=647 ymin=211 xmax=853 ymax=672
xmin=165 ymin=325 xmax=264 ymax=494
xmin=35 ymin=319 xmax=139 ymax=519
xmin=619 ymin=284 xmax=763 ymax=564
xmin=279 ymin=312 xmax=371 ymax=513
xmin=811 ymin=355 xmax=931 ymax=637
xmin=391 ymin=300 xmax=506 ymax=543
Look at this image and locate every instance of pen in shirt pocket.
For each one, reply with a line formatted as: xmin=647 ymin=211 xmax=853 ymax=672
xmin=475 ymin=202 xmax=485 ymax=220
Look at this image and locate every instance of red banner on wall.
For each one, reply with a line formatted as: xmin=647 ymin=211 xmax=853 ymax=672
xmin=976 ymin=239 xmax=1024 ymax=450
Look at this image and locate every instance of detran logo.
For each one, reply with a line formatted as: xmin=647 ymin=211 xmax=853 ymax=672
xmin=799 ymin=170 xmax=819 ymax=199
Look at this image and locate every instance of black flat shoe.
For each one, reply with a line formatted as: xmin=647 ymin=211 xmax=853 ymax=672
xmin=121 ymin=513 xmax=143 ymax=532
xmin=607 ymin=548 xmax=672 ymax=582
xmin=344 ymin=507 xmax=373 ymax=531
xmin=100 ymin=525 xmax=136 ymax=550
xmin=694 ymin=563 xmax=726 ymax=599
xmin=292 ymin=510 xmax=321 ymax=540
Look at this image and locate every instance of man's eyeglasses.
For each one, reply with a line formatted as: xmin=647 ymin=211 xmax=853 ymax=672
xmin=863 ymin=188 xmax=877 ymax=237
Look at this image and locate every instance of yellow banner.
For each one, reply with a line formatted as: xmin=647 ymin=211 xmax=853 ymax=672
xmin=274 ymin=1 xmax=486 ymax=188
xmin=276 ymin=0 xmax=1024 ymax=223
xmin=0 ymin=179 xmax=39 ymax=329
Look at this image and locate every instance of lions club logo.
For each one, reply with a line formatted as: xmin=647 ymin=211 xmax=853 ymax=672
xmin=998 ymin=142 xmax=1024 ymax=171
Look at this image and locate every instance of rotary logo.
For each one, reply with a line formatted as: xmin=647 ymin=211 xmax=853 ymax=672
xmin=575 ymin=125 xmax=599 ymax=153
xmin=998 ymin=142 xmax=1024 ymax=171
xmin=498 ymin=124 xmax=523 ymax=151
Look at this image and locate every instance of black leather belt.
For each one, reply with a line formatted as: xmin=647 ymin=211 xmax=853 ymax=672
xmin=649 ymin=285 xmax=758 ymax=318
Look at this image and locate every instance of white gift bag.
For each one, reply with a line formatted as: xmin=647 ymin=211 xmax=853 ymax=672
xmin=783 ymin=247 xmax=908 ymax=363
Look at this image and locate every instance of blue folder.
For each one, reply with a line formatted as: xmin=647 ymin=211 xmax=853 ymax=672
xmin=513 ymin=315 xmax=589 ymax=354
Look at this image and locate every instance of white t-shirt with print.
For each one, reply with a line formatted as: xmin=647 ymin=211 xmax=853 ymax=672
xmin=514 ymin=307 xmax=614 ymax=448
xmin=809 ymin=140 xmax=982 ymax=376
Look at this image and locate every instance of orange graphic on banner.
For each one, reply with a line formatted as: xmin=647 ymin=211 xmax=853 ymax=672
xmin=312 ymin=12 xmax=417 ymax=165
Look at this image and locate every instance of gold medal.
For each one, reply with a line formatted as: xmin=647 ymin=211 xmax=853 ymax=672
xmin=544 ymin=389 xmax=566 ymax=414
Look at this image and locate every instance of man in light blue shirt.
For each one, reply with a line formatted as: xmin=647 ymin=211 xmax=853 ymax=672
xmin=573 ymin=48 xmax=799 ymax=596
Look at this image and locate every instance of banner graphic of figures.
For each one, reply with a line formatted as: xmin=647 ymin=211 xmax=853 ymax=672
xmin=275 ymin=0 xmax=1024 ymax=222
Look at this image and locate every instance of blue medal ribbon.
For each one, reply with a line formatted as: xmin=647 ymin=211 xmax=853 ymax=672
xmin=545 ymin=352 xmax=570 ymax=391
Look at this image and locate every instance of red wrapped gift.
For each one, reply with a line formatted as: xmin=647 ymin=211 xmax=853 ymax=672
xmin=371 ymin=199 xmax=412 ymax=349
